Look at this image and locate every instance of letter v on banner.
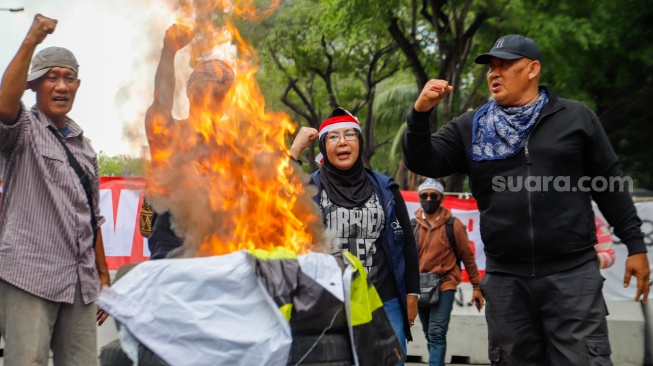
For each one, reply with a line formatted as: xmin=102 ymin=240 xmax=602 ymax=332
xmin=98 ymin=177 xmax=149 ymax=270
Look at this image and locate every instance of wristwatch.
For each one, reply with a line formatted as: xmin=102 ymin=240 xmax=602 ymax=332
xmin=407 ymin=293 xmax=420 ymax=298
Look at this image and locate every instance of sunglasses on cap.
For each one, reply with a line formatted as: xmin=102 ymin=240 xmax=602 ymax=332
xmin=419 ymin=193 xmax=441 ymax=200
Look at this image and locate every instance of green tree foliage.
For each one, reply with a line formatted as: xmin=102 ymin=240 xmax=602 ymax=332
xmin=580 ymin=3 xmax=653 ymax=190
xmin=98 ymin=151 xmax=148 ymax=177
xmin=239 ymin=0 xmax=404 ymax=171
xmin=244 ymin=0 xmax=653 ymax=190
xmin=502 ymin=0 xmax=653 ymax=189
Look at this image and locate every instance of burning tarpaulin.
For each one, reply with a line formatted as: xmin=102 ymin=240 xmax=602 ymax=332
xmin=143 ymin=0 xmax=324 ymax=257
xmin=100 ymin=0 xmax=403 ymax=365
xmin=100 ymin=252 xmax=293 ymax=365
xmin=98 ymin=249 xmax=404 ymax=366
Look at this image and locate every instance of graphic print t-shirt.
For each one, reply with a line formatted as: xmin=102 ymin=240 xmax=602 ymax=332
xmin=320 ymin=189 xmax=392 ymax=298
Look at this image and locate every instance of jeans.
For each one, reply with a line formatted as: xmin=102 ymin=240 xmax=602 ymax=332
xmin=383 ymin=297 xmax=407 ymax=366
xmin=417 ymin=289 xmax=456 ymax=366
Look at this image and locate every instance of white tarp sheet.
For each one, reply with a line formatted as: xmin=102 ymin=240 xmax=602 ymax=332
xmin=98 ymin=250 xmax=292 ymax=366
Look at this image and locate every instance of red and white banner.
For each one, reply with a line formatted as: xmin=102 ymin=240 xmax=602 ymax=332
xmin=99 ymin=178 xmax=652 ymax=300
xmin=99 ymin=177 xmax=149 ymax=270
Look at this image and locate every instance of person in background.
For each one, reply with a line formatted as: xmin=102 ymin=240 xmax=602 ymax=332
xmin=144 ymin=24 xmax=235 ymax=259
xmin=413 ymin=178 xmax=484 ymax=366
xmin=0 ymin=14 xmax=109 ymax=365
xmin=290 ymin=107 xmax=420 ymax=365
xmin=594 ymin=216 xmax=616 ymax=269
xmin=139 ymin=193 xmax=157 ymax=239
xmin=402 ymin=34 xmax=650 ymax=365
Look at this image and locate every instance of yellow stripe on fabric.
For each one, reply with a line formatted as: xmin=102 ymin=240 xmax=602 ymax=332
xmin=248 ymin=247 xmax=298 ymax=260
xmin=343 ymin=252 xmax=384 ymax=326
xmin=279 ymin=303 xmax=293 ymax=321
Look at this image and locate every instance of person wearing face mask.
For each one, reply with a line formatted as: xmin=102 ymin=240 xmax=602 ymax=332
xmin=290 ymin=107 xmax=420 ymax=366
xmin=412 ymin=178 xmax=484 ymax=366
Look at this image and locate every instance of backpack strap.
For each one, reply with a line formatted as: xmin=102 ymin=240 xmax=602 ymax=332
xmin=445 ymin=216 xmax=461 ymax=268
xmin=413 ymin=215 xmax=461 ymax=268
xmin=410 ymin=218 xmax=419 ymax=250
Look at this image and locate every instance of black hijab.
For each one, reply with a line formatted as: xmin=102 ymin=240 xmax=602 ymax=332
xmin=317 ymin=108 xmax=374 ymax=208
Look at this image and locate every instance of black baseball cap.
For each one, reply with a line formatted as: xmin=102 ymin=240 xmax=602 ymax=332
xmin=474 ymin=35 xmax=541 ymax=64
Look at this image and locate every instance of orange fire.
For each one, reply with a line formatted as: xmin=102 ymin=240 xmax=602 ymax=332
xmin=146 ymin=0 xmax=323 ymax=256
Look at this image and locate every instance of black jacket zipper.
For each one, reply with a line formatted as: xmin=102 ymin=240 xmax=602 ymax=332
xmin=523 ymin=104 xmax=563 ymax=276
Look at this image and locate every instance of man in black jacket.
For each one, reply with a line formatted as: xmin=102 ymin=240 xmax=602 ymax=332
xmin=402 ymin=34 xmax=650 ymax=365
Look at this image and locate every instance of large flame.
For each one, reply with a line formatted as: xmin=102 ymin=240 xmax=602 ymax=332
xmin=146 ymin=0 xmax=324 ymax=256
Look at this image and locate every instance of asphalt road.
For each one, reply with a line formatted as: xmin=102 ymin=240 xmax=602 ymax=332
xmin=0 ymin=355 xmax=482 ymax=366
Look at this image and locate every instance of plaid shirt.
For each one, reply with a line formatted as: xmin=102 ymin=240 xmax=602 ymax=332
xmin=0 ymin=104 xmax=105 ymax=304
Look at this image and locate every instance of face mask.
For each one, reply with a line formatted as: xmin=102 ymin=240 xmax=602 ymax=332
xmin=420 ymin=200 xmax=441 ymax=214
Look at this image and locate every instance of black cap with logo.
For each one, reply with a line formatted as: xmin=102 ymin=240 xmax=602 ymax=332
xmin=474 ymin=34 xmax=541 ymax=64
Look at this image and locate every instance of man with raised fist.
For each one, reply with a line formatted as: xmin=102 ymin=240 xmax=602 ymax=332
xmin=0 ymin=14 xmax=108 ymax=365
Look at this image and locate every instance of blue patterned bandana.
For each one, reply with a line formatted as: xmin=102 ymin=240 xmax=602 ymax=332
xmin=469 ymin=90 xmax=548 ymax=161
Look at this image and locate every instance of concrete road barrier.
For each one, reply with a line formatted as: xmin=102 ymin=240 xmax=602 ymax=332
xmin=407 ymin=283 xmax=649 ymax=365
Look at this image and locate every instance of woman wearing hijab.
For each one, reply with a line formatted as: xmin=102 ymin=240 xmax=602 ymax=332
xmin=290 ymin=107 xmax=420 ymax=365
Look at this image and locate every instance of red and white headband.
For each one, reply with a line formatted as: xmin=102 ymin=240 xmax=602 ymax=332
xmin=318 ymin=114 xmax=361 ymax=138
